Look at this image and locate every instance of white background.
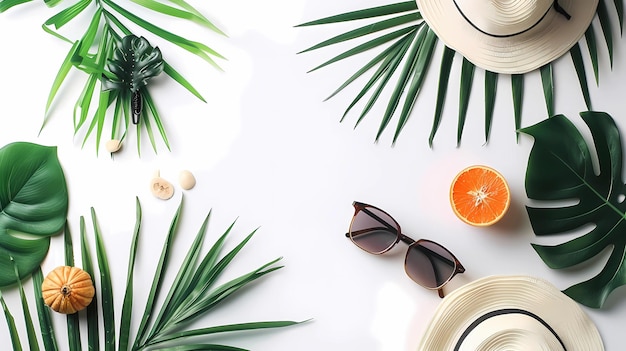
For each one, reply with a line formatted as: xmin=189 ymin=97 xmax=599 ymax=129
xmin=1 ymin=0 xmax=626 ymax=350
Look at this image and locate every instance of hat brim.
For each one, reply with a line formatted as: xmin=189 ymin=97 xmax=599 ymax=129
xmin=417 ymin=0 xmax=599 ymax=74
xmin=417 ymin=275 xmax=604 ymax=350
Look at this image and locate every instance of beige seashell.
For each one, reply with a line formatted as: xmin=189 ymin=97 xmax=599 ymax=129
xmin=150 ymin=170 xmax=174 ymax=200
xmin=105 ymin=139 xmax=122 ymax=153
xmin=179 ymin=170 xmax=196 ymax=190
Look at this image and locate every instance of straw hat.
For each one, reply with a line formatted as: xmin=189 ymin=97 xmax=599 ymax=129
xmin=418 ymin=275 xmax=604 ymax=350
xmin=417 ymin=0 xmax=599 ymax=74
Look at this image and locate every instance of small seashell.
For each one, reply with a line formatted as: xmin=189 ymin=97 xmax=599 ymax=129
xmin=105 ymin=139 xmax=122 ymax=153
xmin=179 ymin=170 xmax=196 ymax=190
xmin=150 ymin=170 xmax=174 ymax=200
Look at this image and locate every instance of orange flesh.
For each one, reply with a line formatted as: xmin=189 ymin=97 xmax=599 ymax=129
xmin=450 ymin=166 xmax=510 ymax=226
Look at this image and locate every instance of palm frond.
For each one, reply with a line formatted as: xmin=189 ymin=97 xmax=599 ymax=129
xmin=4 ymin=198 xmax=303 ymax=351
xmin=63 ymin=226 xmax=81 ymax=351
xmin=3 ymin=0 xmax=223 ymax=155
xmin=0 ymin=290 xmax=22 ymax=351
xmin=540 ymin=64 xmax=554 ymax=116
xmin=570 ymin=43 xmax=593 ymax=110
xmin=484 ymin=71 xmax=497 ymax=143
xmin=511 ymin=74 xmax=524 ymax=141
xmin=457 ymin=58 xmax=475 ymax=145
xmin=430 ymin=46 xmax=455 ymax=146
xmin=32 ymin=268 xmax=58 ymax=351
xmin=11 ymin=258 xmax=40 ymax=351
xmin=299 ymin=0 xmax=622 ymax=145
xmin=79 ymin=218 xmax=99 ymax=351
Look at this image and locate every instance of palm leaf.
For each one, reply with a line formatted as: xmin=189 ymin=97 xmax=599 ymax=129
xmin=32 ymin=268 xmax=58 ymax=351
xmin=0 ymin=291 xmax=22 ymax=351
xmin=0 ymin=0 xmax=32 ymax=12
xmin=118 ymin=198 xmax=142 ymax=351
xmin=79 ymin=218 xmax=99 ymax=351
xmin=296 ymin=1 xmax=417 ymax=26
xmin=570 ymin=43 xmax=593 ymax=110
xmin=148 ymin=321 xmax=302 ymax=346
xmin=3 ymin=0 xmax=222 ymax=155
xmin=393 ymin=27 xmax=438 ymax=143
xmin=299 ymin=0 xmax=620 ymax=145
xmin=129 ymin=0 xmax=224 ymax=34
xmin=484 ymin=71 xmax=498 ymax=142
xmin=377 ymin=26 xmax=425 ymax=140
xmin=540 ymin=64 xmax=554 ymax=117
xmin=11 ymin=258 xmax=40 ymax=351
xmin=584 ymin=26 xmax=600 ymax=85
xmin=457 ymin=58 xmax=475 ymax=145
xmin=339 ymin=35 xmax=411 ymax=122
xmin=3 ymin=198 xmax=304 ymax=350
xmin=596 ymin=0 xmax=615 ymax=67
xmin=511 ymin=74 xmax=524 ymax=141
xmin=63 ymin=227 xmax=81 ymax=351
xmin=430 ymin=46 xmax=455 ymax=146
xmin=133 ymin=201 xmax=183 ymax=348
xmin=91 ymin=208 xmax=116 ymax=351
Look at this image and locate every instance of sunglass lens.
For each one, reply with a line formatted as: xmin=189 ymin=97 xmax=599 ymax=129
xmin=405 ymin=241 xmax=456 ymax=289
xmin=349 ymin=207 xmax=399 ymax=254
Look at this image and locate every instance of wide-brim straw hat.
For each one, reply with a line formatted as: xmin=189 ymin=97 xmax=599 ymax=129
xmin=417 ymin=0 xmax=599 ymax=74
xmin=418 ymin=275 xmax=604 ymax=350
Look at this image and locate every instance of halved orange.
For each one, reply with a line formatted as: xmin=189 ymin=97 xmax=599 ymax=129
xmin=450 ymin=165 xmax=510 ymax=226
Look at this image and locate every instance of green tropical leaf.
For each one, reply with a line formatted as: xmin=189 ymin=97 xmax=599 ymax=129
xmin=91 ymin=208 xmax=116 ymax=351
xmin=540 ymin=64 xmax=554 ymax=116
xmin=102 ymin=35 xmax=164 ymax=93
xmin=457 ymin=58 xmax=475 ymax=145
xmin=570 ymin=43 xmax=593 ymax=110
xmin=521 ymin=111 xmax=626 ymax=308
xmin=64 ymin=226 xmax=81 ymax=351
xmin=0 ymin=0 xmax=32 ymax=13
xmin=393 ymin=28 xmax=438 ymax=143
xmin=429 ymin=46 xmax=455 ymax=147
xmin=0 ymin=291 xmax=22 ymax=351
xmin=118 ymin=198 xmax=142 ymax=351
xmin=296 ymin=1 xmax=417 ymax=26
xmin=80 ymin=217 xmax=99 ymax=351
xmin=11 ymin=259 xmax=39 ymax=350
xmin=484 ymin=71 xmax=497 ymax=142
xmin=584 ymin=26 xmax=600 ymax=85
xmin=511 ymin=74 xmax=523 ymax=141
xmin=32 ymin=268 xmax=58 ymax=351
xmin=596 ymin=0 xmax=615 ymax=67
xmin=3 ymin=0 xmax=222 ymax=155
xmin=0 ymin=143 xmax=68 ymax=288
xmin=299 ymin=1 xmax=619 ymax=145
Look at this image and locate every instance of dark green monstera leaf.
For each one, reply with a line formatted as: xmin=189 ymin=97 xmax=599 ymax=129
xmin=102 ymin=35 xmax=165 ymax=125
xmin=521 ymin=111 xmax=626 ymax=308
xmin=102 ymin=35 xmax=164 ymax=93
xmin=0 ymin=142 xmax=68 ymax=288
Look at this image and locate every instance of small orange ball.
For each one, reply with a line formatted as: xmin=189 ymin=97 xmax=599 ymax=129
xmin=42 ymin=266 xmax=95 ymax=314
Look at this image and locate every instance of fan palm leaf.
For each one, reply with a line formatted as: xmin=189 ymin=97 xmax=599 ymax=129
xmin=2 ymin=197 xmax=303 ymax=350
xmin=298 ymin=0 xmax=623 ymax=145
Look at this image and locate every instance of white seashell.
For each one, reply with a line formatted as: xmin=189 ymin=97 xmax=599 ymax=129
xmin=150 ymin=170 xmax=174 ymax=200
xmin=179 ymin=170 xmax=196 ymax=190
xmin=105 ymin=139 xmax=122 ymax=153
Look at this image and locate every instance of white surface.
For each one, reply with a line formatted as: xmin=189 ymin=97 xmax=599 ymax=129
xmin=1 ymin=0 xmax=625 ymax=350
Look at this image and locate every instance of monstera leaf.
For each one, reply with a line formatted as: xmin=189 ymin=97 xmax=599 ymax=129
xmin=521 ymin=111 xmax=626 ymax=308
xmin=0 ymin=142 xmax=68 ymax=288
xmin=102 ymin=35 xmax=164 ymax=125
xmin=102 ymin=35 xmax=164 ymax=93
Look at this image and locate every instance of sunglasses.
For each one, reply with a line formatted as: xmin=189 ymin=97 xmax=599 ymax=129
xmin=346 ymin=201 xmax=465 ymax=298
